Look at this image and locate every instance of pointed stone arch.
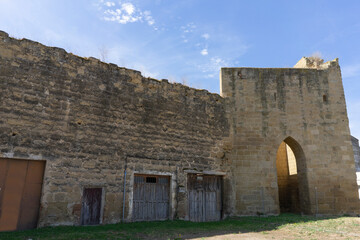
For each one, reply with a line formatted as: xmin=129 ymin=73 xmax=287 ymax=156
xmin=276 ymin=136 xmax=311 ymax=214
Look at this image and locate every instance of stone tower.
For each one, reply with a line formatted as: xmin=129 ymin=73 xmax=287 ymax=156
xmin=221 ymin=57 xmax=360 ymax=215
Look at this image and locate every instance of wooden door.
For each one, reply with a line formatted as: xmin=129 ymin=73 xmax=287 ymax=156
xmin=133 ymin=175 xmax=170 ymax=221
xmin=81 ymin=188 xmax=102 ymax=225
xmin=0 ymin=158 xmax=45 ymax=231
xmin=188 ymin=174 xmax=222 ymax=222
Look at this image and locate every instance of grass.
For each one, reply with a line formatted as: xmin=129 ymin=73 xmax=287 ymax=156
xmin=0 ymin=214 xmax=359 ymax=240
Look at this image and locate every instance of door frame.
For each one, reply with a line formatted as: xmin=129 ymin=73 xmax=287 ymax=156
xmin=129 ymin=171 xmax=175 ymax=221
xmin=80 ymin=186 xmax=105 ymax=225
xmin=186 ymin=173 xmax=224 ymax=222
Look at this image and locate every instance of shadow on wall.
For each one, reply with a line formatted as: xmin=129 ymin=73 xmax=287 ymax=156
xmin=276 ymin=141 xmax=300 ymax=213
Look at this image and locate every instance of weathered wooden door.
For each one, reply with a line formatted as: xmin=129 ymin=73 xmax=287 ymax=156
xmin=81 ymin=188 xmax=102 ymax=225
xmin=188 ymin=174 xmax=222 ymax=222
xmin=0 ymin=158 xmax=45 ymax=231
xmin=133 ymin=175 xmax=170 ymax=221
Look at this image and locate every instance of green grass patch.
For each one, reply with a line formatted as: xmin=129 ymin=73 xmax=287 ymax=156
xmin=0 ymin=214 xmax=358 ymax=240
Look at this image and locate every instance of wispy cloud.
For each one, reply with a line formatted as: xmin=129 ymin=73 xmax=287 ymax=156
xmin=143 ymin=11 xmax=155 ymax=26
xmin=104 ymin=1 xmax=115 ymax=7
xmin=202 ymin=33 xmax=210 ymax=40
xmin=198 ymin=57 xmax=229 ymax=78
xmin=200 ymin=48 xmax=208 ymax=56
xmin=181 ymin=23 xmax=196 ymax=33
xmin=180 ymin=22 xmax=196 ymax=43
xmin=342 ymin=63 xmax=360 ymax=78
xmin=100 ymin=1 xmax=155 ymax=26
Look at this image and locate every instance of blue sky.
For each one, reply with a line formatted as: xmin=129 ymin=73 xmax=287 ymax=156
xmin=1 ymin=0 xmax=360 ymax=137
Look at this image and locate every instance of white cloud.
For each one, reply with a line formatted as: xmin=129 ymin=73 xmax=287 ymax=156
xmin=201 ymin=49 xmax=208 ymax=56
xmin=198 ymin=57 xmax=229 ymax=78
xmin=121 ymin=3 xmax=134 ymax=15
xmin=101 ymin=1 xmax=155 ymax=26
xmin=143 ymin=11 xmax=155 ymax=26
xmin=181 ymin=23 xmax=196 ymax=33
xmin=137 ymin=65 xmax=159 ymax=78
xmin=202 ymin=33 xmax=210 ymax=40
xmin=104 ymin=1 xmax=115 ymax=7
xmin=342 ymin=63 xmax=360 ymax=78
xmin=104 ymin=6 xmax=141 ymax=24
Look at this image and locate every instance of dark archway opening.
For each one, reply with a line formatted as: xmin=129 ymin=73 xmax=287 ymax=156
xmin=276 ymin=137 xmax=309 ymax=214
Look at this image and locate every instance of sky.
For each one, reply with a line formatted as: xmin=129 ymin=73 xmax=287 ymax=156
xmin=0 ymin=0 xmax=359 ymax=137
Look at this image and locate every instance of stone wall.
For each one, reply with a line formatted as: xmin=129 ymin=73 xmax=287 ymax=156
xmin=0 ymin=31 xmax=230 ymax=226
xmin=276 ymin=142 xmax=290 ymax=212
xmin=1 ymin=29 xmax=359 ymax=228
xmin=352 ymin=136 xmax=360 ymax=171
xmin=221 ymin=59 xmax=360 ymax=215
xmin=351 ymin=136 xmax=360 ymax=198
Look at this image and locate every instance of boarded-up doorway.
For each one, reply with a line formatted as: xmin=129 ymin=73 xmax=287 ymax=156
xmin=188 ymin=174 xmax=222 ymax=222
xmin=132 ymin=175 xmax=170 ymax=221
xmin=81 ymin=188 xmax=103 ymax=225
xmin=0 ymin=158 xmax=46 ymax=231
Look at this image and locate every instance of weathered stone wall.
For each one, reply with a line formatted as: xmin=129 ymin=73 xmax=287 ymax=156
xmin=352 ymin=136 xmax=360 ymax=171
xmin=0 ymin=31 xmax=230 ymax=226
xmin=221 ymin=60 xmax=360 ymax=215
xmin=276 ymin=142 xmax=289 ymax=211
xmin=1 ymin=29 xmax=359 ymax=228
xmin=352 ymin=136 xmax=360 ymax=198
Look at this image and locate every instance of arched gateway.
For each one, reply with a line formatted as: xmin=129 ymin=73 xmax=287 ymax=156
xmin=0 ymin=32 xmax=359 ymax=229
xmin=221 ymin=58 xmax=359 ymax=216
xmin=276 ymin=137 xmax=310 ymax=214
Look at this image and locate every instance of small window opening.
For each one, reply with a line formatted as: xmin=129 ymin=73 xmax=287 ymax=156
xmin=323 ymin=94 xmax=328 ymax=102
xmin=274 ymin=93 xmax=277 ymax=101
xmin=146 ymin=177 xmax=157 ymax=183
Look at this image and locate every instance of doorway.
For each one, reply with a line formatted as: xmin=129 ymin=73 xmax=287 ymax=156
xmin=132 ymin=175 xmax=170 ymax=221
xmin=81 ymin=188 xmax=103 ymax=225
xmin=187 ymin=174 xmax=222 ymax=222
xmin=276 ymin=141 xmax=300 ymax=213
xmin=0 ymin=158 xmax=46 ymax=231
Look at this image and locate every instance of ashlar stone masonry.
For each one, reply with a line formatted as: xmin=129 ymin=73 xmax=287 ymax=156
xmin=0 ymin=31 xmax=359 ymax=229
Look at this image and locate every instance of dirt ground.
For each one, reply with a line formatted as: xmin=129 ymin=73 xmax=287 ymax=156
xmin=174 ymin=217 xmax=360 ymax=240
